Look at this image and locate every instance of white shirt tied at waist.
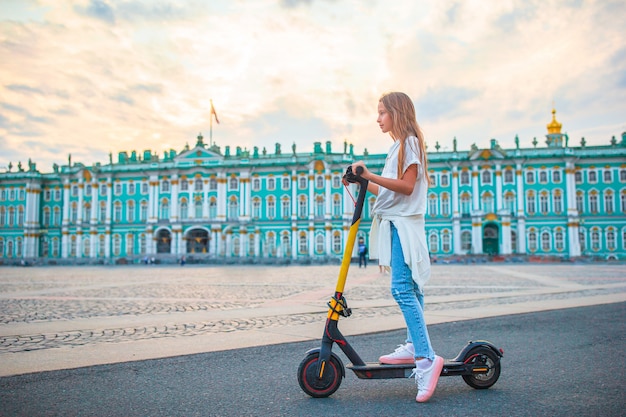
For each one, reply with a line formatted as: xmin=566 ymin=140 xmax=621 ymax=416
xmin=369 ymin=213 xmax=431 ymax=290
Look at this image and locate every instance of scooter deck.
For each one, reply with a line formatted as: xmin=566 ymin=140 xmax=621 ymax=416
xmin=347 ymin=360 xmax=479 ymax=379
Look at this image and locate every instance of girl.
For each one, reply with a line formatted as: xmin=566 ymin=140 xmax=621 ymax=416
xmin=349 ymin=91 xmax=443 ymax=403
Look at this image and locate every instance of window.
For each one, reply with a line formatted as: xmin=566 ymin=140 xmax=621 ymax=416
xmin=195 ymin=178 xmax=203 ymax=191
xmin=589 ymin=193 xmax=598 ymax=213
xmin=98 ymin=235 xmax=105 ymax=257
xmin=72 ymin=185 xmax=78 ymax=197
xmin=541 ymin=232 xmax=551 ymax=251
xmin=528 ymin=231 xmax=537 ymax=251
xmin=252 ymin=198 xmax=261 ymax=219
xmin=113 ymin=234 xmax=121 ymax=256
xmin=429 ymin=174 xmax=436 ymax=186
xmin=267 ymin=177 xmax=275 ymax=190
xmin=159 ymin=199 xmax=169 ymax=220
xmin=252 ymin=178 xmax=260 ymax=191
xmin=553 ymin=191 xmax=563 ymax=214
xmin=315 ymin=196 xmax=324 ymax=218
xmin=621 ymin=192 xmax=626 ymax=213
xmin=209 ymin=178 xmax=217 ymax=191
xmin=140 ymin=201 xmax=148 ymax=222
xmin=555 ymin=229 xmax=564 ymax=251
xmin=194 ymin=198 xmax=202 ymax=218
xmin=441 ymin=174 xmax=449 ymax=187
xmin=70 ymin=203 xmax=78 ymax=223
xmin=504 ymin=169 xmax=514 ymax=184
xmin=579 ymin=229 xmax=586 ymax=252
xmin=461 ymin=230 xmax=472 ymax=253
xmin=460 ymin=193 xmax=471 ymax=216
xmin=228 ymin=197 xmax=238 ymax=220
xmin=332 ymin=195 xmax=341 ymax=217
xmin=44 ymin=190 xmax=51 ymax=201
xmin=575 ymin=171 xmax=582 ymax=183
xmin=588 ymin=170 xmax=597 ymax=183
xmin=114 ymin=202 xmax=122 ymax=222
xmin=54 ymin=189 xmax=61 ymax=201
xmin=429 ymin=232 xmax=438 ymax=253
xmin=209 ymin=198 xmax=217 ymax=219
xmin=526 ymin=171 xmax=534 ymax=184
xmin=441 ymin=194 xmax=450 ymax=217
xmin=333 ymin=232 xmax=342 ymax=253
xmin=332 ymin=175 xmax=341 ymax=188
xmin=180 ymin=200 xmax=188 ymax=219
xmin=299 ymin=197 xmax=307 ymax=217
xmin=315 ymin=234 xmax=324 ymax=253
xmin=83 ymin=236 xmax=90 ymax=257
xmin=606 ymin=229 xmax=616 ymax=251
xmin=481 ymin=170 xmax=492 ymax=185
xmin=114 ymin=183 xmax=122 ymax=195
xmin=442 ymin=231 xmax=451 ymax=252
xmin=267 ymin=197 xmax=276 ymax=219
xmin=282 ymin=198 xmax=291 ymax=218
xmin=428 ymin=194 xmax=438 ymax=216
xmin=299 ymin=232 xmax=308 ymax=253
xmin=604 ymin=191 xmax=614 ymax=213
xmin=139 ymin=234 xmax=146 ymax=255
xmin=161 ymin=180 xmax=170 ymax=193
xmin=576 ymin=192 xmax=584 ymax=213
xmin=126 ymin=234 xmax=134 ymax=256
xmin=180 ymin=180 xmax=188 ymax=191
xmin=229 ymin=177 xmax=238 ymax=190
xmin=504 ymin=192 xmax=516 ymax=215
xmin=591 ymin=229 xmax=600 ymax=251
xmin=128 ymin=183 xmax=135 ymax=195
xmin=621 ymin=169 xmax=626 ymax=182
xmin=299 ymin=176 xmax=307 ymax=189
xmin=482 ymin=192 xmax=494 ymax=213
xmin=100 ymin=184 xmax=107 ymax=196
xmin=141 ymin=182 xmax=148 ymax=194
xmin=526 ymin=192 xmax=536 ymax=215
xmin=17 ymin=206 xmax=24 ymax=226
xmin=539 ymin=171 xmax=548 ymax=183
xmin=54 ymin=207 xmax=61 ymax=226
xmin=553 ymin=170 xmax=561 ymax=183
xmin=43 ymin=208 xmax=50 ymax=226
xmin=282 ymin=177 xmax=290 ymax=190
xmin=460 ymin=170 xmax=470 ymax=185
xmin=540 ymin=193 xmax=549 ymax=214
xmin=127 ymin=200 xmax=135 ymax=223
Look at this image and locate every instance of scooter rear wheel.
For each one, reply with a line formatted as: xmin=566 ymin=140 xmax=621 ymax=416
xmin=461 ymin=346 xmax=501 ymax=389
xmin=297 ymin=352 xmax=343 ymax=398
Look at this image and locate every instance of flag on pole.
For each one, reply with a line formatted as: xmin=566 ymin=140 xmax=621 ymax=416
xmin=210 ymin=99 xmax=220 ymax=124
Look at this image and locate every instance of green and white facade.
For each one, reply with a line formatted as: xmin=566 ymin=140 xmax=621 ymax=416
xmin=1 ymin=110 xmax=625 ymax=264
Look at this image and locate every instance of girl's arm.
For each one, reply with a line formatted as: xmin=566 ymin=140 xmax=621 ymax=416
xmin=351 ymin=161 xmax=417 ymax=196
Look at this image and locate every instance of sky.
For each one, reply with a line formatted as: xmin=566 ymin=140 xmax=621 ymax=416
xmin=1 ymin=0 xmax=625 ymax=172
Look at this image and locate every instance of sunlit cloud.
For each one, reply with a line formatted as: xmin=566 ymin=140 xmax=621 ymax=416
xmin=0 ymin=0 xmax=624 ymax=171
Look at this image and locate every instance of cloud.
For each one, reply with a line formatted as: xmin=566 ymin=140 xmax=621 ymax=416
xmin=74 ymin=0 xmax=116 ymax=24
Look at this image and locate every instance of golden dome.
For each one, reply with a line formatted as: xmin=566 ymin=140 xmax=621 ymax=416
xmin=547 ymin=108 xmax=562 ymax=134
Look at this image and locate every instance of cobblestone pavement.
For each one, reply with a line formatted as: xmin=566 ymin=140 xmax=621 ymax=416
xmin=0 ymin=263 xmax=624 ymax=358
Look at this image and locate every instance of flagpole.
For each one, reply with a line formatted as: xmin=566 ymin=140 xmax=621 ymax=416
xmin=209 ymin=111 xmax=213 ymax=147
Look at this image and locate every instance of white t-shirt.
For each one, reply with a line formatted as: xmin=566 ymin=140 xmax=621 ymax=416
xmin=372 ymin=136 xmax=428 ymax=217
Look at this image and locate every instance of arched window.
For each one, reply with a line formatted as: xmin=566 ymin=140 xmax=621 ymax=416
xmin=315 ymin=234 xmax=324 ymax=253
xmin=299 ymin=232 xmax=308 ymax=253
xmin=481 ymin=170 xmax=492 ymax=185
xmin=180 ymin=199 xmax=188 ymax=219
xmin=460 ymin=170 xmax=470 ymax=185
xmin=429 ymin=232 xmax=438 ymax=253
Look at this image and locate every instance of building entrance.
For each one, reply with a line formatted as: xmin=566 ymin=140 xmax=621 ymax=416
xmin=187 ymin=229 xmax=209 ymax=254
xmin=483 ymin=224 xmax=499 ymax=255
xmin=156 ymin=229 xmax=172 ymax=253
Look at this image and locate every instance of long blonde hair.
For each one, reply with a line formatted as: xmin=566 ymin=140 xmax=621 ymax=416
xmin=379 ymin=92 xmax=428 ymax=182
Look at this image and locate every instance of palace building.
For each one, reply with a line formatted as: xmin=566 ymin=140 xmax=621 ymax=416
xmin=1 ymin=110 xmax=625 ymax=264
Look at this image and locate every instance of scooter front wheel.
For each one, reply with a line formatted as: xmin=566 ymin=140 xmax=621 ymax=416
xmin=297 ymin=352 xmax=343 ymax=398
xmin=461 ymin=346 xmax=501 ymax=389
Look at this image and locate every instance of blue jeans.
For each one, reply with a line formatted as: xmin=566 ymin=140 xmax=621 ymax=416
xmin=390 ymin=223 xmax=435 ymax=361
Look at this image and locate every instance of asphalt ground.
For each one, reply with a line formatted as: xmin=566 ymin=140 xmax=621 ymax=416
xmin=0 ymin=302 xmax=624 ymax=417
xmin=0 ymin=263 xmax=625 ymax=416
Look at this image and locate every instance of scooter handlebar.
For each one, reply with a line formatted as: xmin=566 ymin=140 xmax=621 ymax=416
xmin=343 ymin=166 xmax=367 ymax=186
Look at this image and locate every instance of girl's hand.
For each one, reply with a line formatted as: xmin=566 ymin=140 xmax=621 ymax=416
xmin=350 ymin=161 xmax=371 ymax=180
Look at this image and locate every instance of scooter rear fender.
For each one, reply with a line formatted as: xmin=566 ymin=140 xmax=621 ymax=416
xmin=451 ymin=340 xmax=503 ymax=362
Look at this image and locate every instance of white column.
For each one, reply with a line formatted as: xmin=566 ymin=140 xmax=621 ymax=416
xmin=90 ymin=178 xmax=99 ymax=258
xmin=565 ymin=161 xmax=581 ymax=257
xmin=217 ymin=174 xmax=226 ymax=221
xmin=515 ymin=163 xmax=526 ymax=254
xmin=471 ymin=164 xmax=480 ymax=212
xmin=170 ymin=175 xmax=179 ymax=223
xmin=495 ymin=164 xmax=503 ymax=211
xmin=61 ymin=180 xmax=70 ymax=258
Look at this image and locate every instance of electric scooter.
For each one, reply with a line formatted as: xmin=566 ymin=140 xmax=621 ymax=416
xmin=297 ymin=166 xmax=503 ymax=398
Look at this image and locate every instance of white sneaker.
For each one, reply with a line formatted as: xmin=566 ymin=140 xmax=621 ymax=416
xmin=378 ymin=343 xmax=415 ymax=365
xmin=412 ymin=355 xmax=444 ymax=403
